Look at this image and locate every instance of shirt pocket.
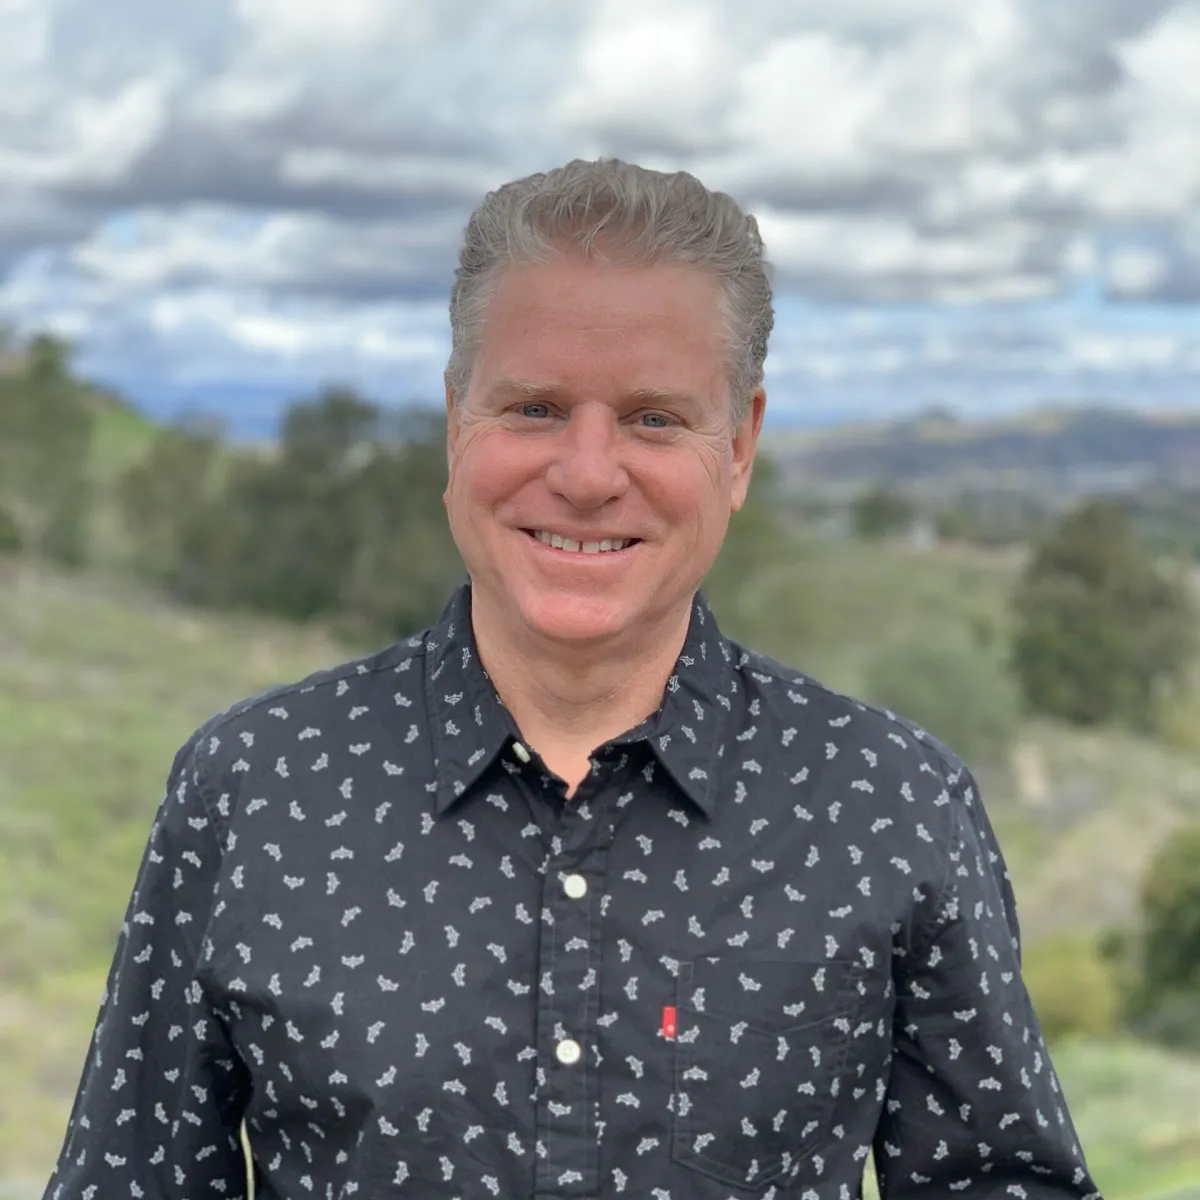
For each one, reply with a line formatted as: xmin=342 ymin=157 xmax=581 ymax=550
xmin=670 ymin=957 xmax=864 ymax=1191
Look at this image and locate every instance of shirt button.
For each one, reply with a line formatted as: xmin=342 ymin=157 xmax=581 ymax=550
xmin=512 ymin=741 xmax=531 ymax=764
xmin=562 ymin=873 xmax=588 ymax=900
xmin=555 ymin=1038 xmax=582 ymax=1066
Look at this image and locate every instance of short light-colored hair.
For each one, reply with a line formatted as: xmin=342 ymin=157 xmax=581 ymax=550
xmin=445 ymin=158 xmax=774 ymax=425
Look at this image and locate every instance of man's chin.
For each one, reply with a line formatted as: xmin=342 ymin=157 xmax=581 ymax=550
xmin=516 ymin=594 xmax=635 ymax=646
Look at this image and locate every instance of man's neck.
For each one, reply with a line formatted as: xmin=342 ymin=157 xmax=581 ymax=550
xmin=469 ymin=591 xmax=692 ymax=778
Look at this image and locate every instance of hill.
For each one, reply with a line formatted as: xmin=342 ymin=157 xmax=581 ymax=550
xmin=765 ymin=404 xmax=1200 ymax=495
xmin=1 ymin=548 xmax=1198 ymax=1196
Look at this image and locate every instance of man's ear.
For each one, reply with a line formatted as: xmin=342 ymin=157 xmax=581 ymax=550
xmin=444 ymin=376 xmax=459 ymax=455
xmin=730 ymin=387 xmax=767 ymax=513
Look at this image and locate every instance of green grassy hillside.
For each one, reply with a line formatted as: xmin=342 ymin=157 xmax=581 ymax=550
xmin=1 ymin=545 xmax=1198 ymax=1196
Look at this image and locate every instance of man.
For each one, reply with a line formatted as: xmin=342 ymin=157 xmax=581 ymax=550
xmin=45 ymin=159 xmax=1099 ymax=1199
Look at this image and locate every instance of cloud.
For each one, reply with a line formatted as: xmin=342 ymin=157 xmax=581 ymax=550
xmin=68 ymin=205 xmax=464 ymax=301
xmin=2 ymin=0 xmax=1200 ymax=421
xmin=4 ymin=0 xmax=1199 ymax=293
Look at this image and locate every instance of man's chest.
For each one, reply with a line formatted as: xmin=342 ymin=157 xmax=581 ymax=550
xmin=201 ymin=768 xmax=906 ymax=1195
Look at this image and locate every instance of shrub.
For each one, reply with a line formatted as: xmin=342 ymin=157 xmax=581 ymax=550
xmin=0 ymin=504 xmax=21 ymax=554
xmin=1021 ymin=932 xmax=1121 ymax=1044
xmin=1138 ymin=820 xmax=1200 ymax=1000
xmin=851 ymin=485 xmax=916 ymax=540
xmin=1112 ymin=820 xmax=1200 ymax=1051
xmin=1155 ymin=675 xmax=1200 ymax=755
xmin=1128 ymin=991 xmax=1200 ymax=1053
xmin=1010 ymin=499 xmax=1196 ymax=729
xmin=861 ymin=635 xmax=1021 ymax=767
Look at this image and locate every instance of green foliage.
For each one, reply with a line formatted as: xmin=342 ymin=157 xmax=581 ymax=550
xmin=0 ymin=504 xmax=21 ymax=554
xmin=1051 ymin=1038 xmax=1200 ymax=1196
xmin=1104 ymin=821 xmax=1200 ymax=1052
xmin=1021 ymin=932 xmax=1121 ymax=1044
xmin=1157 ymin=675 xmax=1200 ymax=754
xmin=117 ymin=389 xmax=463 ymax=637
xmin=0 ymin=333 xmax=96 ymax=565
xmin=117 ymin=419 xmax=224 ymax=584
xmin=933 ymin=504 xmax=977 ymax=543
xmin=860 ymin=634 xmax=1021 ymax=767
xmin=337 ymin=408 xmax=464 ymax=638
xmin=851 ymin=484 xmax=915 ymax=540
xmin=1011 ymin=499 xmax=1197 ymax=729
xmin=705 ymin=456 xmax=788 ymax=620
xmin=1129 ymin=992 xmax=1200 ymax=1054
xmin=1138 ymin=821 xmax=1200 ymax=1000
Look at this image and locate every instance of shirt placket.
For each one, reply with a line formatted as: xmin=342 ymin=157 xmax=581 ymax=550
xmin=516 ymin=751 xmax=622 ymax=1200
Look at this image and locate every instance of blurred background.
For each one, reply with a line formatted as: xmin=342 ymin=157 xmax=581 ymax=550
xmin=2 ymin=2 xmax=1200 ymax=1197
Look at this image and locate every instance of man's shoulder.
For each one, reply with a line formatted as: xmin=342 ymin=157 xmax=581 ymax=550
xmin=728 ymin=640 xmax=969 ymax=784
xmin=182 ymin=632 xmax=434 ymax=769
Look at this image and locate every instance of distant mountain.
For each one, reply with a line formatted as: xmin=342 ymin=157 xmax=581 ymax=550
xmin=765 ymin=406 xmax=1200 ymax=495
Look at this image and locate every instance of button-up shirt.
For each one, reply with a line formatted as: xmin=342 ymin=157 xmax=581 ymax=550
xmin=44 ymin=585 xmax=1099 ymax=1199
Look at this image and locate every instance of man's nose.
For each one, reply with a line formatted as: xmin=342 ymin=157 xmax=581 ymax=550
xmin=543 ymin=406 xmax=631 ymax=509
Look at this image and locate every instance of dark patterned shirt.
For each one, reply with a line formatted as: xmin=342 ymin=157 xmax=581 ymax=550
xmin=45 ymin=585 xmax=1099 ymax=1199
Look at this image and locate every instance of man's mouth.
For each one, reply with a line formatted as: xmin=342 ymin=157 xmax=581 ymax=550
xmin=524 ymin=529 xmax=641 ymax=555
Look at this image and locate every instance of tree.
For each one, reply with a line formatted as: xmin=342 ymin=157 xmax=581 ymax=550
xmin=1112 ymin=821 xmax=1200 ymax=1051
xmin=195 ymin=389 xmax=376 ymax=620
xmin=117 ymin=419 xmax=223 ymax=585
xmin=1139 ymin=821 xmax=1200 ymax=999
xmin=0 ymin=333 xmax=95 ymax=565
xmin=851 ymin=485 xmax=915 ymax=540
xmin=1010 ymin=499 xmax=1196 ymax=728
xmin=129 ymin=389 xmax=462 ymax=637
xmin=337 ymin=407 xmax=464 ymax=637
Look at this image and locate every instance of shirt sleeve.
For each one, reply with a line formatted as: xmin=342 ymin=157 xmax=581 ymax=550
xmin=43 ymin=733 xmax=252 ymax=1200
xmin=873 ymin=765 xmax=1102 ymax=1199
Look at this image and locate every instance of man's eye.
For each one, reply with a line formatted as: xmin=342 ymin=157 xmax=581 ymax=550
xmin=518 ymin=403 xmax=551 ymax=419
xmin=640 ymin=412 xmax=672 ymax=428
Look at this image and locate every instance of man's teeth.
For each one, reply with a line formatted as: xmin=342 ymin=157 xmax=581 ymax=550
xmin=532 ymin=531 xmax=633 ymax=554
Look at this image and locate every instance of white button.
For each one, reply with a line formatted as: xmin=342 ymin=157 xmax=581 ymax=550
xmin=555 ymin=1038 xmax=582 ymax=1066
xmin=512 ymin=741 xmax=531 ymax=764
xmin=563 ymin=874 xmax=588 ymax=900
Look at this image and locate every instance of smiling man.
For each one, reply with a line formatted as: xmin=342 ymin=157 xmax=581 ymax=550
xmin=45 ymin=159 xmax=1099 ymax=1199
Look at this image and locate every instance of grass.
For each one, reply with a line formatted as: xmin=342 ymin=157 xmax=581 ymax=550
xmin=0 ymin=559 xmax=353 ymax=1179
xmin=1 ymin=541 xmax=1199 ymax=1195
xmin=1055 ymin=1039 xmax=1200 ymax=1196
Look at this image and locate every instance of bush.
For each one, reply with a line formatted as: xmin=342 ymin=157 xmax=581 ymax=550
xmin=861 ymin=635 xmax=1021 ymax=767
xmin=1112 ymin=820 xmax=1200 ymax=1051
xmin=1011 ymin=499 xmax=1196 ymax=729
xmin=1021 ymin=932 xmax=1121 ymax=1044
xmin=851 ymin=485 xmax=916 ymax=540
xmin=1128 ymin=991 xmax=1200 ymax=1053
xmin=1138 ymin=820 xmax=1200 ymax=1000
xmin=0 ymin=504 xmax=21 ymax=554
xmin=1155 ymin=675 xmax=1200 ymax=754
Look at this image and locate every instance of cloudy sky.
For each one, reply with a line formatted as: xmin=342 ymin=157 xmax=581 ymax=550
xmin=3 ymin=0 xmax=1200 ymax=433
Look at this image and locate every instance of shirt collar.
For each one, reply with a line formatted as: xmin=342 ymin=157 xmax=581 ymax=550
xmin=424 ymin=584 xmax=733 ymax=817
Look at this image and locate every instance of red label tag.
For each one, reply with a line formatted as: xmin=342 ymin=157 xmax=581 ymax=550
xmin=662 ymin=1006 xmax=677 ymax=1039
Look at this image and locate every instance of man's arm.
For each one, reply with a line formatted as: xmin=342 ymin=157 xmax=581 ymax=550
xmin=873 ymin=765 xmax=1101 ymax=1198
xmin=43 ymin=733 xmax=251 ymax=1199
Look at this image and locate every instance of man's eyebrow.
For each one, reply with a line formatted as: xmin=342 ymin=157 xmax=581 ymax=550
xmin=488 ymin=380 xmax=697 ymax=406
xmin=488 ymin=379 xmax=558 ymax=399
xmin=627 ymin=387 xmax=697 ymax=407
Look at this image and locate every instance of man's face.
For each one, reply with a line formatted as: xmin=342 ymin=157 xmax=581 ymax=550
xmin=444 ymin=255 xmax=765 ymax=648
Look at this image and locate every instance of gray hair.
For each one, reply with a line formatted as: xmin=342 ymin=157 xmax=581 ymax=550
xmin=445 ymin=158 xmax=774 ymax=425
